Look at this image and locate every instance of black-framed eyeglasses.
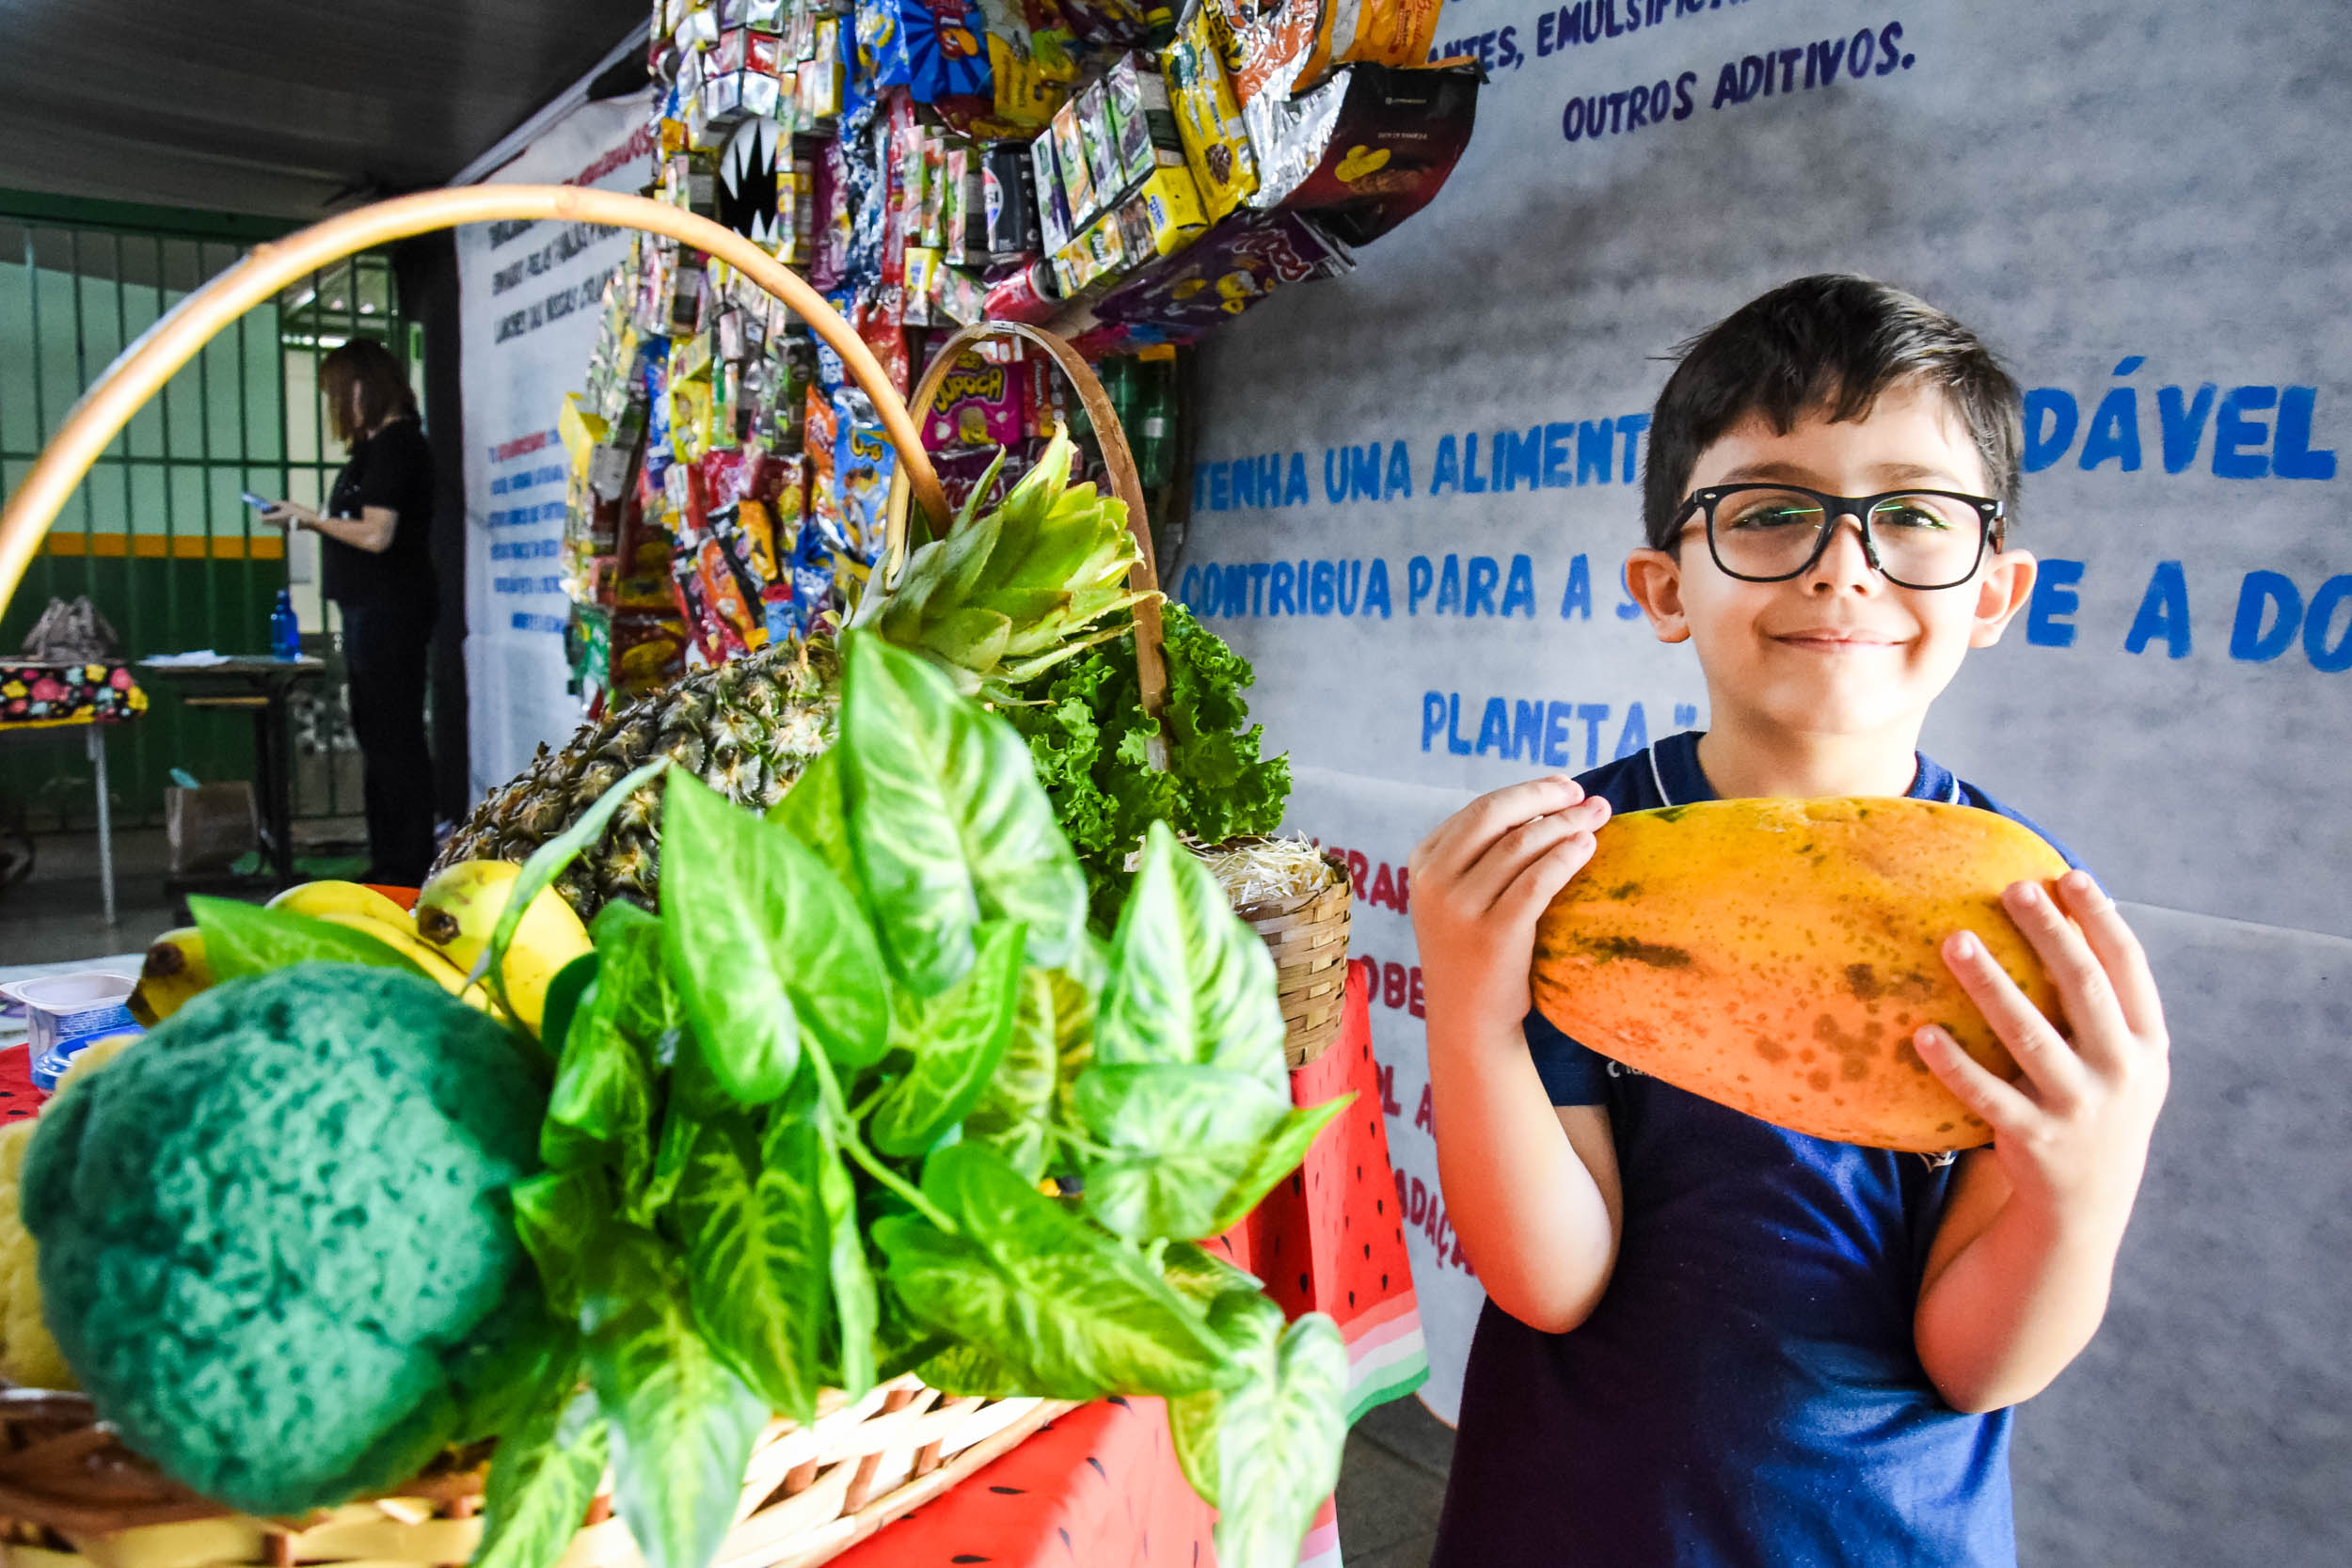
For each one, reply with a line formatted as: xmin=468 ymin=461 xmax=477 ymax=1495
xmin=1675 ymin=484 xmax=2007 ymax=590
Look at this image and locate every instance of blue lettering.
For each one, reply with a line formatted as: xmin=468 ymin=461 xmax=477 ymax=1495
xmin=1576 ymin=704 xmax=1612 ymax=767
xmin=1617 ymin=412 xmax=1650 ymax=483
xmin=1512 ymin=700 xmax=1544 ymax=763
xmin=1248 ymin=562 xmax=1270 ymax=615
xmin=2026 ymin=558 xmax=2084 ymax=647
xmin=1543 ymin=421 xmax=1577 ymax=487
xmin=1474 ymin=696 xmax=1511 ymax=757
xmin=1502 ymin=554 xmax=1537 ymax=617
xmin=2022 ymin=388 xmax=2077 ymax=472
xmin=1501 ymin=427 xmax=1542 ymax=492
xmin=2077 ymin=387 xmax=2142 ymax=471
xmin=1351 ymin=443 xmax=1384 ymax=500
xmin=2122 ymin=561 xmax=2191 ymax=658
xmin=1422 ymin=691 xmax=1447 ymax=752
xmin=1448 ymin=692 xmax=1474 ymax=755
xmin=2229 ymin=570 xmax=2300 ymax=661
xmin=1463 ymin=433 xmax=1488 ymax=494
xmin=1311 ymin=561 xmax=1336 ymax=614
xmin=1285 ymin=451 xmax=1311 ymax=505
xmin=1465 ymin=556 xmax=1501 ymax=617
xmin=1364 ymin=558 xmax=1393 ymax=617
xmin=2157 ymin=384 xmax=2216 ymax=473
xmin=2274 ymin=388 xmax=2337 ymax=481
xmin=1579 ymin=420 xmax=1613 ymax=484
xmin=1192 ymin=466 xmax=1209 ymax=511
xmin=1336 ymin=560 xmax=1361 ymax=615
xmin=1613 ymin=701 xmax=1649 ymax=759
xmin=1232 ymin=460 xmax=1258 ymax=508
xmin=1385 ymin=439 xmax=1414 ymax=498
xmin=1543 ymin=701 xmax=1577 ymax=768
xmin=1408 ymin=555 xmax=1434 ymax=613
xmin=1323 ymin=448 xmax=1348 ymax=503
xmin=1437 ymin=554 xmax=1464 ymax=614
xmin=2213 ymin=386 xmax=2276 ymax=479
xmin=2305 ymin=576 xmax=2352 ymax=671
xmin=1561 ymin=554 xmax=1593 ymax=620
xmin=1209 ymin=463 xmax=1231 ymax=510
xmin=1269 ymin=561 xmax=1296 ymax=615
xmin=1431 ymin=435 xmax=1461 ymax=495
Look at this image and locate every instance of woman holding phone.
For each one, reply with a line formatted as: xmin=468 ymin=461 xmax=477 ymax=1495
xmin=254 ymin=340 xmax=439 ymax=886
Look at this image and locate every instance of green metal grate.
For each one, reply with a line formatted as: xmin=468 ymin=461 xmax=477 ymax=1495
xmin=0 ymin=192 xmax=419 ymax=833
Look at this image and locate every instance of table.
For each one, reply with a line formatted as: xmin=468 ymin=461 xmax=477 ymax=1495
xmin=136 ymin=657 xmax=323 ymax=888
xmin=0 ymin=660 xmax=149 ymax=924
xmin=834 ymin=967 xmax=1424 ymax=1568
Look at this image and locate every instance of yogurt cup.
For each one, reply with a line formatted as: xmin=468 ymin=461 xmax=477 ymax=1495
xmin=0 ymin=972 xmax=143 ymax=1091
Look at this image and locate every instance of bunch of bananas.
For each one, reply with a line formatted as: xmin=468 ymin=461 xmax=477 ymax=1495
xmin=128 ymin=863 xmax=592 ymax=1038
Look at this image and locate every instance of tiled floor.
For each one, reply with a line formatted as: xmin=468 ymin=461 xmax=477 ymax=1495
xmin=1339 ymin=1394 xmax=1456 ymax=1568
xmin=0 ymin=826 xmax=180 ymax=969
xmin=0 ymin=821 xmax=370 ymax=971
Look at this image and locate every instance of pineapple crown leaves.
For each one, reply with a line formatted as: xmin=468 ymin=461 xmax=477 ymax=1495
xmin=874 ymin=431 xmax=1157 ymax=694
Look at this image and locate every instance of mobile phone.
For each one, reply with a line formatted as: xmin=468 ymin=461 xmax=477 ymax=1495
xmin=240 ymin=491 xmax=272 ymax=511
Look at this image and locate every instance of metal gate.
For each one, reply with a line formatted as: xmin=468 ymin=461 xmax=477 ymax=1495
xmin=0 ymin=190 xmax=417 ymax=833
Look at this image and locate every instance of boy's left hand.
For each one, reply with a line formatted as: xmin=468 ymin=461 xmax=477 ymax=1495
xmin=1915 ymin=870 xmax=2169 ymax=1240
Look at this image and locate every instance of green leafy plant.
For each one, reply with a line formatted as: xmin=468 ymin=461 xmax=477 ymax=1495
xmin=1002 ymin=603 xmax=1293 ymax=929
xmin=469 ymin=630 xmax=1351 ymax=1568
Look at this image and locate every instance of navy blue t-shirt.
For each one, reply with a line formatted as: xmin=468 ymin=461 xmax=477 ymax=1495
xmin=1430 ymin=731 xmax=2080 ymax=1568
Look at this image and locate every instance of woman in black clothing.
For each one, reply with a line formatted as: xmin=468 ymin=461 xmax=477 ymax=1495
xmin=257 ymin=340 xmax=439 ymax=886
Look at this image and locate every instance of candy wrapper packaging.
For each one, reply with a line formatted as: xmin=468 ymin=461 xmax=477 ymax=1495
xmin=1219 ymin=0 xmax=1444 ymax=103
xmin=1120 ymin=164 xmax=1209 ymax=258
xmin=1106 ymin=53 xmax=1188 ymax=192
xmin=1244 ymin=61 xmax=1479 ymax=246
xmin=854 ymin=0 xmax=914 ymax=92
xmin=833 ymin=389 xmax=898 ymax=561
xmin=1050 ymin=98 xmax=1098 ymax=226
xmin=1076 ymin=80 xmax=1124 ymax=209
xmin=1029 ymin=133 xmax=1073 ymax=253
xmin=933 ymin=262 xmax=989 ymax=325
xmin=1163 ymin=6 xmax=1259 ymax=221
xmin=1094 ymin=209 xmax=1353 ymax=337
xmin=906 ymin=0 xmax=990 ymax=103
xmin=612 ymin=610 xmax=689 ymax=693
xmin=922 ymin=354 xmax=1028 ymax=450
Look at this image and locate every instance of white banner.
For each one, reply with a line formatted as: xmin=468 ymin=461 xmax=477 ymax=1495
xmin=454 ymin=92 xmax=653 ymax=797
xmin=1201 ymin=0 xmax=2351 ymax=1526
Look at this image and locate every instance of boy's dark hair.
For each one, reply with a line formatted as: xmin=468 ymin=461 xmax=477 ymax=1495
xmin=1640 ymin=275 xmax=2024 ymax=552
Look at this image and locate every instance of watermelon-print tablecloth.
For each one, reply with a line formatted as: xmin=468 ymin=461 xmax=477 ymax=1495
xmin=838 ymin=965 xmax=1423 ymax=1568
xmin=0 ymin=661 xmax=148 ymax=728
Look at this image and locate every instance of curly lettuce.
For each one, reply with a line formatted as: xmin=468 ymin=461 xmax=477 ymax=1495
xmin=1004 ymin=605 xmax=1291 ymax=929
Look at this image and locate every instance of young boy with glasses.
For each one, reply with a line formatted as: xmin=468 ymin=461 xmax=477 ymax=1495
xmin=1415 ymin=276 xmax=2170 ymax=1565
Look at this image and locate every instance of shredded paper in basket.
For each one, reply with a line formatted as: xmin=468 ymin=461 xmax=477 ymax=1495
xmin=1187 ymin=833 xmax=1336 ymax=908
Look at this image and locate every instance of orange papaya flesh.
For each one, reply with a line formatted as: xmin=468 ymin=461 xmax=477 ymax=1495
xmin=1529 ymin=797 xmax=2070 ymax=1152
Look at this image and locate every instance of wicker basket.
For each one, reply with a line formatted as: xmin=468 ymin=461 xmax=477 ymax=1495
xmin=0 ymin=1380 xmax=1070 ymax=1568
xmin=1229 ymin=848 xmax=1354 ymax=1071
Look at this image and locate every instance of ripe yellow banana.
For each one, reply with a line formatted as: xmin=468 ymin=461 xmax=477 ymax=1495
xmin=316 ymin=911 xmax=507 ymax=1020
xmin=414 ymin=860 xmax=591 ymax=1038
xmin=128 ymin=927 xmax=214 ymax=1026
xmin=267 ymin=879 xmax=412 ymax=927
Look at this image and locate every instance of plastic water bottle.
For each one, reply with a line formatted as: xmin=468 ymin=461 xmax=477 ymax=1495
xmin=269 ymin=589 xmax=300 ymax=659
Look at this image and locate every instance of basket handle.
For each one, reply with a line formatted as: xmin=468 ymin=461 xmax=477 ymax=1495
xmin=889 ymin=322 xmax=1170 ymax=736
xmin=0 ymin=185 xmax=948 ymax=620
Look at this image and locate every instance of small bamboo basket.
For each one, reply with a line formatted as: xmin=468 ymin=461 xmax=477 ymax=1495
xmin=0 ymin=1380 xmax=1070 ymax=1568
xmin=1228 ymin=849 xmax=1354 ymax=1071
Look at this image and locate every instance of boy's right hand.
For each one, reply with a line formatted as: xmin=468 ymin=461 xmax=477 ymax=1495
xmin=1409 ymin=777 xmax=1612 ymax=1043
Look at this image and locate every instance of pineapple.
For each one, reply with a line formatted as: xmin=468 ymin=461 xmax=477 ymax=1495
xmin=431 ymin=435 xmax=1151 ymax=915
